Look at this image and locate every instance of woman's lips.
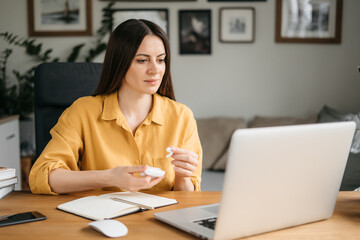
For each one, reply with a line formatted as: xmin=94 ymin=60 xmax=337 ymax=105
xmin=144 ymin=79 xmax=159 ymax=85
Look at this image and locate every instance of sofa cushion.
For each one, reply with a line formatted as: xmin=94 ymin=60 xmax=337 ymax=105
xmin=212 ymin=148 xmax=229 ymax=170
xmin=340 ymin=153 xmax=360 ymax=190
xmin=249 ymin=115 xmax=318 ymax=128
xmin=196 ymin=117 xmax=246 ymax=170
xmin=316 ymin=105 xmax=360 ymax=190
xmin=317 ymin=105 xmax=360 ymax=154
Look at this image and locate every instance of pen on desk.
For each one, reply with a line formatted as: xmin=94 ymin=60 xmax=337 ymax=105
xmin=110 ymin=197 xmax=154 ymax=210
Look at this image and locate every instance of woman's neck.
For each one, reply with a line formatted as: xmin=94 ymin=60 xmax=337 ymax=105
xmin=117 ymin=88 xmax=153 ymax=134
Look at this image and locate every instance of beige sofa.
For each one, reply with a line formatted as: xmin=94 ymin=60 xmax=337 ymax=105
xmin=198 ymin=106 xmax=360 ymax=191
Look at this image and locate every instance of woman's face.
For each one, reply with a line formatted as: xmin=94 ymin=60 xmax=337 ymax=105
xmin=121 ymin=34 xmax=166 ymax=96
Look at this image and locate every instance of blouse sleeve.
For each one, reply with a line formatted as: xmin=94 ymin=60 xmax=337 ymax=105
xmin=29 ymin=107 xmax=84 ymax=195
xmin=182 ymin=110 xmax=203 ymax=191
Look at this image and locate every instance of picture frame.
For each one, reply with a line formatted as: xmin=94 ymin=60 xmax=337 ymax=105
xmin=27 ymin=0 xmax=92 ymax=37
xmin=111 ymin=9 xmax=169 ymax=35
xmin=179 ymin=10 xmax=211 ymax=54
xmin=100 ymin=0 xmax=195 ymax=1
xmin=219 ymin=7 xmax=255 ymax=43
xmin=208 ymin=0 xmax=265 ymax=2
xmin=275 ymin=0 xmax=342 ymax=43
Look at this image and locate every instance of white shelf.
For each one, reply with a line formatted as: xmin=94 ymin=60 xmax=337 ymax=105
xmin=0 ymin=115 xmax=21 ymax=190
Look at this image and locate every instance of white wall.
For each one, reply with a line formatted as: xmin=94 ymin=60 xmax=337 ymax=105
xmin=1 ymin=0 xmax=359 ymax=120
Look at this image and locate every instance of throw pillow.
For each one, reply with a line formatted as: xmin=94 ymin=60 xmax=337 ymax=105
xmin=317 ymin=105 xmax=360 ymax=154
xmin=196 ymin=117 xmax=246 ymax=170
xmin=212 ymin=147 xmax=229 ymax=171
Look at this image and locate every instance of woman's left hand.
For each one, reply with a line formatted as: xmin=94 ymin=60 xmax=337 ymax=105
xmin=168 ymin=146 xmax=199 ymax=179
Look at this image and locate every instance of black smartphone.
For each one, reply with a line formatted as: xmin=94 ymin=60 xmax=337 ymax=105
xmin=0 ymin=211 xmax=46 ymax=227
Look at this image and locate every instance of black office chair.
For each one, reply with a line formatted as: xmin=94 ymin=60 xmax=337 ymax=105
xmin=34 ymin=62 xmax=102 ymax=157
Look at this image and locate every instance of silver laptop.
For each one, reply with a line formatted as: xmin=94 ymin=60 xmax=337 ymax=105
xmin=154 ymin=122 xmax=355 ymax=240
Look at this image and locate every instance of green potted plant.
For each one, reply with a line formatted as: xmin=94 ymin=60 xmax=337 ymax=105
xmin=0 ymin=39 xmax=58 ymax=119
xmin=0 ymin=38 xmax=60 ymax=156
xmin=0 ymin=49 xmax=14 ymax=117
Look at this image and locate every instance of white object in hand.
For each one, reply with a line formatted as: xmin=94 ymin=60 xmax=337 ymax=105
xmin=140 ymin=167 xmax=165 ymax=178
xmin=89 ymin=219 xmax=128 ymax=238
xmin=166 ymin=147 xmax=173 ymax=158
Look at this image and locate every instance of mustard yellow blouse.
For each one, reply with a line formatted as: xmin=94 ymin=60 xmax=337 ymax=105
xmin=29 ymin=92 xmax=202 ymax=194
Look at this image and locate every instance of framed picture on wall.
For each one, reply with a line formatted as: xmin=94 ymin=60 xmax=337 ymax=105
xmin=275 ymin=0 xmax=342 ymax=43
xmin=111 ymin=9 xmax=169 ymax=35
xmin=179 ymin=10 xmax=211 ymax=54
xmin=100 ymin=0 xmax=196 ymax=1
xmin=27 ymin=0 xmax=92 ymax=36
xmin=219 ymin=7 xmax=255 ymax=43
xmin=208 ymin=0 xmax=265 ymax=1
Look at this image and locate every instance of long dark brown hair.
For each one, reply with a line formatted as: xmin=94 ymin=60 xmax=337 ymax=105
xmin=93 ymin=19 xmax=175 ymax=100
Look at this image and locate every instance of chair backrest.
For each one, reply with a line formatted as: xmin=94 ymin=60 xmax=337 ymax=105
xmin=34 ymin=62 xmax=102 ymax=157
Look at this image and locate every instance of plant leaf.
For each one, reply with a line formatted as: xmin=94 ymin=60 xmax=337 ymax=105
xmin=67 ymin=44 xmax=85 ymax=62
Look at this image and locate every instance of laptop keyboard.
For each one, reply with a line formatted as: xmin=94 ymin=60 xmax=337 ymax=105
xmin=193 ymin=217 xmax=217 ymax=230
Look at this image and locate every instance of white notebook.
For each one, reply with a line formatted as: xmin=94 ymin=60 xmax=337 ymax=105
xmin=0 ymin=184 xmax=15 ymax=199
xmin=0 ymin=167 xmax=16 ymax=181
xmin=0 ymin=177 xmax=17 ymax=188
xmin=57 ymin=192 xmax=178 ymax=220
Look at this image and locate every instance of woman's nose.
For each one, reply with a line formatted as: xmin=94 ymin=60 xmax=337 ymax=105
xmin=148 ymin=61 xmax=160 ymax=74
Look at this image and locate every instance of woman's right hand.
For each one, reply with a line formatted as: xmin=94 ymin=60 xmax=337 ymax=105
xmin=108 ymin=165 xmax=164 ymax=192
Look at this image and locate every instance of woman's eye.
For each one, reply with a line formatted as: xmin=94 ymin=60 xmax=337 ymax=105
xmin=158 ymin=58 xmax=166 ymax=63
xmin=137 ymin=59 xmax=147 ymax=63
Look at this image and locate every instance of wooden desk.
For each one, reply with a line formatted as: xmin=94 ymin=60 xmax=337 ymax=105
xmin=1 ymin=191 xmax=360 ymax=240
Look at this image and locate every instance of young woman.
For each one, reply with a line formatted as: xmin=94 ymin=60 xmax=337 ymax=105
xmin=29 ymin=19 xmax=202 ymax=195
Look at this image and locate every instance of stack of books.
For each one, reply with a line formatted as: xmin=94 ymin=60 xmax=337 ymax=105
xmin=0 ymin=167 xmax=17 ymax=199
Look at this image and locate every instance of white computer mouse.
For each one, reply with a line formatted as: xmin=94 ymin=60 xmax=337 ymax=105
xmin=89 ymin=219 xmax=128 ymax=238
